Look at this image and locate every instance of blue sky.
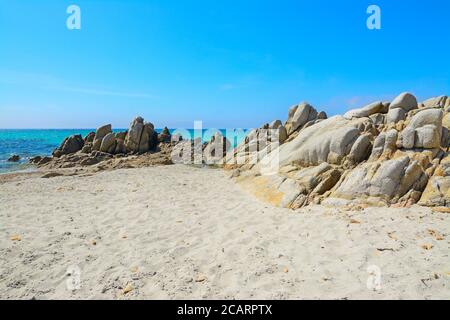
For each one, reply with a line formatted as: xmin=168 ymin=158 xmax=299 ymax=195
xmin=0 ymin=0 xmax=449 ymax=129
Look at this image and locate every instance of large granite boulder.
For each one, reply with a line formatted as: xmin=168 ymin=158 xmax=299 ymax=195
xmin=344 ymin=101 xmax=385 ymax=119
xmin=125 ymin=117 xmax=157 ymax=153
xmin=100 ymin=132 xmax=116 ymax=154
xmin=230 ymin=115 xmax=375 ymax=208
xmin=331 ymin=156 xmax=428 ymax=204
xmin=269 ymin=116 xmax=370 ymax=168
xmin=225 ymin=121 xmax=288 ymax=169
xmin=52 ymin=134 xmax=84 ymax=157
xmin=269 ymin=120 xmax=288 ymax=144
xmin=114 ymin=131 xmax=127 ymax=154
xmin=389 ymin=92 xmax=418 ymax=112
xmin=228 ymin=92 xmax=450 ymax=209
xmin=92 ymin=124 xmax=112 ymax=151
xmin=284 ymin=102 xmax=318 ymax=136
xmin=421 ymin=96 xmax=448 ymax=109
xmin=398 ymin=109 xmax=443 ymax=149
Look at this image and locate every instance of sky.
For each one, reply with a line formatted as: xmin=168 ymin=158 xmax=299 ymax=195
xmin=0 ymin=0 xmax=449 ymax=129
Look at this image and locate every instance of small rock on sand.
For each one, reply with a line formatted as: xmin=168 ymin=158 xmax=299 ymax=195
xmin=41 ymin=172 xmax=64 ymax=179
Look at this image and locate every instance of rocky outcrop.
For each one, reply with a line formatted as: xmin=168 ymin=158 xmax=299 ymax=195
xmin=386 ymin=108 xmax=406 ymax=124
xmin=84 ymin=132 xmax=95 ymax=143
xmin=229 ymin=92 xmax=450 ymax=209
xmin=52 ymin=134 xmax=84 ymax=157
xmin=274 ymin=116 xmax=372 ymax=167
xmin=285 ymin=102 xmax=319 ymax=136
xmin=421 ymin=95 xmax=449 ymax=109
xmin=344 ymin=101 xmax=386 ymax=119
xmin=389 ymin=92 xmax=418 ymax=112
xmin=35 ymin=144 xmax=174 ymax=172
xmin=100 ymin=132 xmax=117 ymax=154
xmin=170 ymin=131 xmax=233 ymax=166
xmin=225 ymin=124 xmax=287 ymax=170
xmin=29 ymin=94 xmax=450 ymax=210
xmin=385 ymin=92 xmax=418 ymax=124
xmin=331 ymin=156 xmax=428 ymax=205
xmin=398 ymin=109 xmax=443 ymax=149
xmin=49 ymin=116 xmax=166 ymax=160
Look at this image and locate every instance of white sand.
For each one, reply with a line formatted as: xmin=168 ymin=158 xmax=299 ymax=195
xmin=1 ymin=165 xmax=449 ymax=299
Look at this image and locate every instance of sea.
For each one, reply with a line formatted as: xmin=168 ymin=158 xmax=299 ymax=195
xmin=0 ymin=129 xmax=248 ymax=174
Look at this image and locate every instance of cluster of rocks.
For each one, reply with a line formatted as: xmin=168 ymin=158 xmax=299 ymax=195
xmin=32 ymin=117 xmax=176 ymax=170
xmin=30 ymin=113 xmax=233 ymax=171
xmin=26 ymin=92 xmax=450 ymax=208
xmin=225 ymin=103 xmax=328 ymax=167
xmin=227 ymin=92 xmax=450 ymax=209
xmin=170 ymin=100 xmax=373 ymax=169
xmin=52 ymin=116 xmax=163 ymax=158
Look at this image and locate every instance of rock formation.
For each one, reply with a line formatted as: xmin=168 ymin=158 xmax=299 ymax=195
xmin=227 ymin=92 xmax=450 ymax=209
xmin=285 ymin=102 xmax=319 ymax=136
xmin=91 ymin=124 xmax=112 ymax=151
xmin=52 ymin=134 xmax=84 ymax=157
xmin=34 ymin=116 xmax=176 ymax=170
xmin=124 ymin=116 xmax=158 ymax=153
xmin=7 ymin=155 xmax=20 ymax=162
xmin=30 ymin=95 xmax=450 ymax=209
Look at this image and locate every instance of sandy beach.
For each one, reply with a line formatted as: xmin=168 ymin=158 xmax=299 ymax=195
xmin=2 ymin=0 xmax=450 ymax=305
xmin=1 ymin=164 xmax=449 ymax=300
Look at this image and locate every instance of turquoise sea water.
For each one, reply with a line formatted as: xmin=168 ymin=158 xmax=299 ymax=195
xmin=0 ymin=129 xmax=247 ymax=173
